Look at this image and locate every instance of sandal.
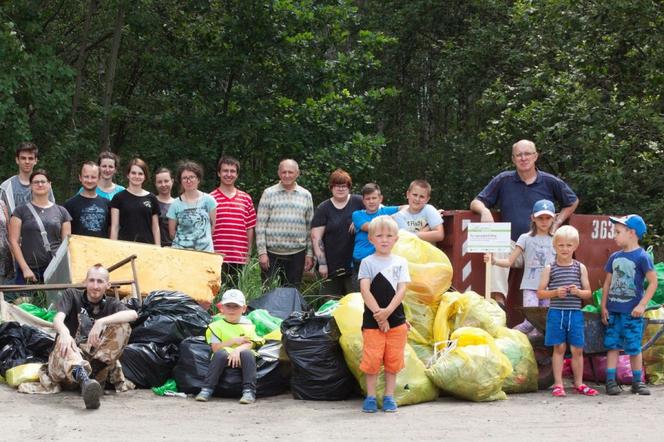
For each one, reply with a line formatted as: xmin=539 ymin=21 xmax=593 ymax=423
xmin=575 ymin=384 xmax=598 ymax=396
xmin=552 ymin=385 xmax=566 ymax=397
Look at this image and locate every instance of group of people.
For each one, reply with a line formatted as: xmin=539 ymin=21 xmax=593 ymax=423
xmin=2 ymin=138 xmax=657 ymax=411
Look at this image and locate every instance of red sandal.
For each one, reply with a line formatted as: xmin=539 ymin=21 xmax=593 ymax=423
xmin=575 ymin=384 xmax=598 ymax=396
xmin=552 ymin=385 xmax=566 ymax=397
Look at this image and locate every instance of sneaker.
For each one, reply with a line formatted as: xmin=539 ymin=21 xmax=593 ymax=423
xmin=362 ymin=396 xmax=378 ymax=413
xmin=239 ymin=389 xmax=256 ymax=404
xmin=382 ymin=396 xmax=398 ymax=413
xmin=631 ymin=381 xmax=651 ymax=396
xmin=605 ymin=379 xmax=622 ymax=396
xmin=81 ymin=379 xmax=102 ymax=410
xmin=195 ymin=388 xmax=213 ymax=402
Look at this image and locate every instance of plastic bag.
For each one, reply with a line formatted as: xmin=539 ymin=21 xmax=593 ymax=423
xmin=643 ymin=307 xmax=664 ymax=384
xmin=339 ymin=333 xmax=438 ymax=407
xmin=152 ymin=378 xmax=178 ymax=396
xmin=392 ymin=230 xmax=453 ymax=305
xmin=281 ymin=311 xmax=356 ymax=400
xmin=172 ymin=337 xmax=290 ymax=398
xmin=18 ymin=304 xmax=56 ymax=322
xmin=5 ymin=363 xmax=43 ymax=387
xmin=426 ymin=327 xmax=512 ymax=402
xmin=332 ymin=292 xmax=364 ymax=336
xmin=130 ymin=290 xmax=211 ymax=345
xmin=316 ymin=300 xmax=339 ymax=316
xmin=494 ymin=327 xmax=538 ymax=393
xmin=120 ymin=342 xmax=179 ymax=388
xmin=433 ymin=292 xmax=506 ymax=345
xmin=247 ymin=309 xmax=283 ymax=337
xmin=404 ymin=291 xmax=436 ymax=345
xmin=248 ymin=287 xmax=308 ymax=320
xmin=0 ymin=322 xmax=54 ymax=376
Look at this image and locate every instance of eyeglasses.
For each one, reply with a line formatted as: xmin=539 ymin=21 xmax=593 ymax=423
xmin=333 ymin=184 xmax=349 ymax=190
xmin=31 ymin=180 xmax=49 ymax=185
xmin=513 ymin=152 xmax=536 ymax=159
xmin=181 ymin=176 xmax=198 ymax=182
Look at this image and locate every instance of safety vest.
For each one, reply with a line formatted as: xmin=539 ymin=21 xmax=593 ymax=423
xmin=205 ymin=316 xmax=264 ymax=354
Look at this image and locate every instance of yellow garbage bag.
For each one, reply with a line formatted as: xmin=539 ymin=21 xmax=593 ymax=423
xmin=340 ymin=332 xmax=439 ymax=407
xmin=644 ymin=308 xmax=664 ymax=384
xmin=426 ymin=327 xmax=512 ymax=402
xmin=494 ymin=327 xmax=538 ymax=393
xmin=392 ymin=230 xmax=453 ymax=305
xmin=333 ymin=292 xmax=364 ymax=336
xmin=5 ymin=363 xmax=43 ymax=387
xmin=404 ymin=291 xmax=437 ymax=344
xmin=433 ymin=291 xmax=506 ymax=344
xmin=263 ymin=328 xmax=282 ymax=342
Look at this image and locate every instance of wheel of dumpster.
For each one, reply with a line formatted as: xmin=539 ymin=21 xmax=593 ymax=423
xmin=533 ymin=346 xmax=554 ymax=390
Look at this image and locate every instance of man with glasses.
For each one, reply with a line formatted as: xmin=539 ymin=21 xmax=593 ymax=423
xmin=470 ymin=139 xmax=579 ymax=307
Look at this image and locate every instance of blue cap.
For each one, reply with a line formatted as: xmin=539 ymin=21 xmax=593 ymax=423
xmin=609 ymin=215 xmax=647 ymax=239
xmin=532 ymin=199 xmax=555 ymax=217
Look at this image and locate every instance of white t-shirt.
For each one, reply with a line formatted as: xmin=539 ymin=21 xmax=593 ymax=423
xmin=516 ymin=233 xmax=555 ymax=290
xmin=393 ymin=204 xmax=443 ymax=233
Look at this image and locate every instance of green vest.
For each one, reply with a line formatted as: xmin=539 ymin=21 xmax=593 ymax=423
xmin=205 ymin=316 xmax=264 ymax=355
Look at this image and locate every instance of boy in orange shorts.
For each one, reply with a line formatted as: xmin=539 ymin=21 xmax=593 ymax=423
xmin=358 ymin=215 xmax=410 ymax=413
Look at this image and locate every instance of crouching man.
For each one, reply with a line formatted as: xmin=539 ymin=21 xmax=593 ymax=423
xmin=20 ymin=264 xmax=137 ymax=409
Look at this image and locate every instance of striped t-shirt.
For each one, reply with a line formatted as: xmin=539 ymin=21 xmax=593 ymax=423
xmin=548 ymin=260 xmax=583 ymax=310
xmin=209 ymin=188 xmax=256 ymax=264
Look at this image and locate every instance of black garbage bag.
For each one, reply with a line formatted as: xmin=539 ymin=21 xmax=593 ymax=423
xmin=129 ymin=290 xmax=211 ymax=345
xmin=173 ymin=337 xmax=290 ymax=398
xmin=248 ymin=287 xmax=307 ymax=320
xmin=281 ymin=311 xmax=356 ymax=400
xmin=0 ymin=322 xmax=54 ymax=376
xmin=120 ymin=342 xmax=179 ymax=388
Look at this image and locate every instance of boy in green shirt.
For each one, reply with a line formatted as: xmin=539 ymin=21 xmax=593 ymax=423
xmin=195 ymin=289 xmax=264 ymax=403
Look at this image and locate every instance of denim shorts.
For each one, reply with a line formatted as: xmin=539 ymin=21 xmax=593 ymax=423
xmin=544 ymin=308 xmax=584 ymax=348
xmin=603 ymin=312 xmax=644 ymax=356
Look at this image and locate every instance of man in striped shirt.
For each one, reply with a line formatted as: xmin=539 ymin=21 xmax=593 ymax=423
xmin=210 ymin=157 xmax=257 ymax=284
xmin=256 ymin=159 xmax=314 ymax=287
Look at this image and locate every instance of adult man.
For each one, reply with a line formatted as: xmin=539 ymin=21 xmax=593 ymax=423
xmin=470 ymin=139 xmax=579 ymax=306
xmin=209 ymin=157 xmax=256 ymax=283
xmin=0 ymin=142 xmax=54 ymax=215
xmin=256 ymin=159 xmax=314 ymax=287
xmin=20 ymin=265 xmax=137 ymax=409
xmin=64 ymin=162 xmax=111 ymax=237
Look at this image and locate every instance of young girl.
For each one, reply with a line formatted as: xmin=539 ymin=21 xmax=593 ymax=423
xmin=155 ymin=168 xmax=175 ymax=247
xmin=537 ymin=225 xmax=596 ymax=397
xmin=167 ymin=161 xmax=217 ymax=251
xmin=485 ymin=199 xmax=556 ymax=335
xmin=110 ymin=158 xmax=160 ymax=245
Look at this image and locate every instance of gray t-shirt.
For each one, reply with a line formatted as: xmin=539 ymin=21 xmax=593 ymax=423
xmin=393 ymin=204 xmax=443 ymax=233
xmin=12 ymin=203 xmax=72 ymax=270
xmin=0 ymin=175 xmax=55 ymax=214
xmin=516 ymin=233 xmax=555 ymax=290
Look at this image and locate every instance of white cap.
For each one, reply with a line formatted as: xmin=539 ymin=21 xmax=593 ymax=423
xmin=220 ymin=289 xmax=246 ymax=306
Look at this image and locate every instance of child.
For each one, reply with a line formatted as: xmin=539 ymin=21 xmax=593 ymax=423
xmin=537 ymin=225 xmax=597 ymax=397
xmin=601 ymin=215 xmax=657 ymax=395
xmin=358 ymin=216 xmax=410 ymax=413
xmin=486 ymin=199 xmax=556 ymax=335
xmin=393 ymin=179 xmax=444 ymax=244
xmin=195 ymin=289 xmax=264 ymax=403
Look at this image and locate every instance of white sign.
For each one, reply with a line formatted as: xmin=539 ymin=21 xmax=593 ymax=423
xmin=467 ymin=222 xmax=511 ymax=253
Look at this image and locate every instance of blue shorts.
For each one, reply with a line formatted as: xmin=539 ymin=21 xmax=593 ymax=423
xmin=545 ymin=308 xmax=584 ymax=348
xmin=603 ymin=312 xmax=644 ymax=356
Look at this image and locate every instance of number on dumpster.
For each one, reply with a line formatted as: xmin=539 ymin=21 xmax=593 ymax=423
xmin=591 ymin=220 xmax=614 ymax=239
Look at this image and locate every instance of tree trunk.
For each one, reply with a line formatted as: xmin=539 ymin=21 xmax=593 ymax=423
xmin=99 ymin=2 xmax=126 ymax=151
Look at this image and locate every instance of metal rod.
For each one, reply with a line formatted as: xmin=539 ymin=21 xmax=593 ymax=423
xmin=0 ymin=280 xmax=137 ymax=293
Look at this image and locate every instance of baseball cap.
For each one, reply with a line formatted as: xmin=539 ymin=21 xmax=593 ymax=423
xmin=219 ymin=289 xmax=246 ymax=307
xmin=609 ymin=215 xmax=647 ymax=239
xmin=532 ymin=199 xmax=555 ymax=218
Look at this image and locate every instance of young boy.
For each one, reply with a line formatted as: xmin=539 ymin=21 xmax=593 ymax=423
xmin=393 ymin=179 xmax=444 ymax=244
xmin=601 ymin=215 xmax=657 ymax=395
xmin=537 ymin=225 xmax=596 ymax=397
xmin=358 ymin=216 xmax=410 ymax=413
xmin=195 ymin=289 xmax=264 ymax=404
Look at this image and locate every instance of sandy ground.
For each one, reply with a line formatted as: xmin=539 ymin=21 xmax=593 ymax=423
xmin=1 ymin=382 xmax=664 ymax=441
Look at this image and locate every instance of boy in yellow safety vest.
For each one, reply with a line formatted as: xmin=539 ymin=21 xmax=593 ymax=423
xmin=195 ymin=289 xmax=264 ymax=403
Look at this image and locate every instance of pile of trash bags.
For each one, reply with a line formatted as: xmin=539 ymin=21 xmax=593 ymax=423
xmin=0 ymin=322 xmax=54 ymax=380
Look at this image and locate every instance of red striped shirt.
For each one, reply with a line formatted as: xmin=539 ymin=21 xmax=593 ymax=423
xmin=209 ymin=188 xmax=256 ymax=264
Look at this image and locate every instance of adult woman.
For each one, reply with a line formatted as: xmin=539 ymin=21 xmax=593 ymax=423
xmin=311 ymin=169 xmax=364 ymax=297
xmin=8 ymin=170 xmax=72 ymax=284
xmin=155 ymin=167 xmax=175 ymax=247
xmin=167 ymin=161 xmax=217 ymax=251
xmin=110 ymin=158 xmax=160 ymax=245
xmin=96 ymin=151 xmax=125 ymax=200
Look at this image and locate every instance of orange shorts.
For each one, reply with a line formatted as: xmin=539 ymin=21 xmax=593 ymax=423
xmin=359 ymin=323 xmax=408 ymax=375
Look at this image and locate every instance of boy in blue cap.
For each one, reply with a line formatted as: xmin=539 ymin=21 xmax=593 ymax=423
xmin=601 ymin=215 xmax=657 ymax=395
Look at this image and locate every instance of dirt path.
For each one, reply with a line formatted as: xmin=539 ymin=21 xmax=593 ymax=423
xmin=2 ymin=383 xmax=663 ymax=441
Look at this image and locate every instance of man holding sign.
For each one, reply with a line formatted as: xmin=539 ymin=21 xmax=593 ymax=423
xmin=469 ymin=139 xmax=578 ymax=307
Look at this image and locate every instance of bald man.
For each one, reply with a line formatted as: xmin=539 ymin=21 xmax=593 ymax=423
xmin=22 ymin=265 xmax=138 ymax=408
xmin=256 ymin=159 xmax=314 ymax=287
xmin=470 ymin=139 xmax=579 ymax=306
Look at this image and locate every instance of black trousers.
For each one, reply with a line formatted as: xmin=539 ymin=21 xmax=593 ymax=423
xmin=202 ymin=349 xmax=257 ymax=392
xmin=261 ymin=250 xmax=306 ymax=287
